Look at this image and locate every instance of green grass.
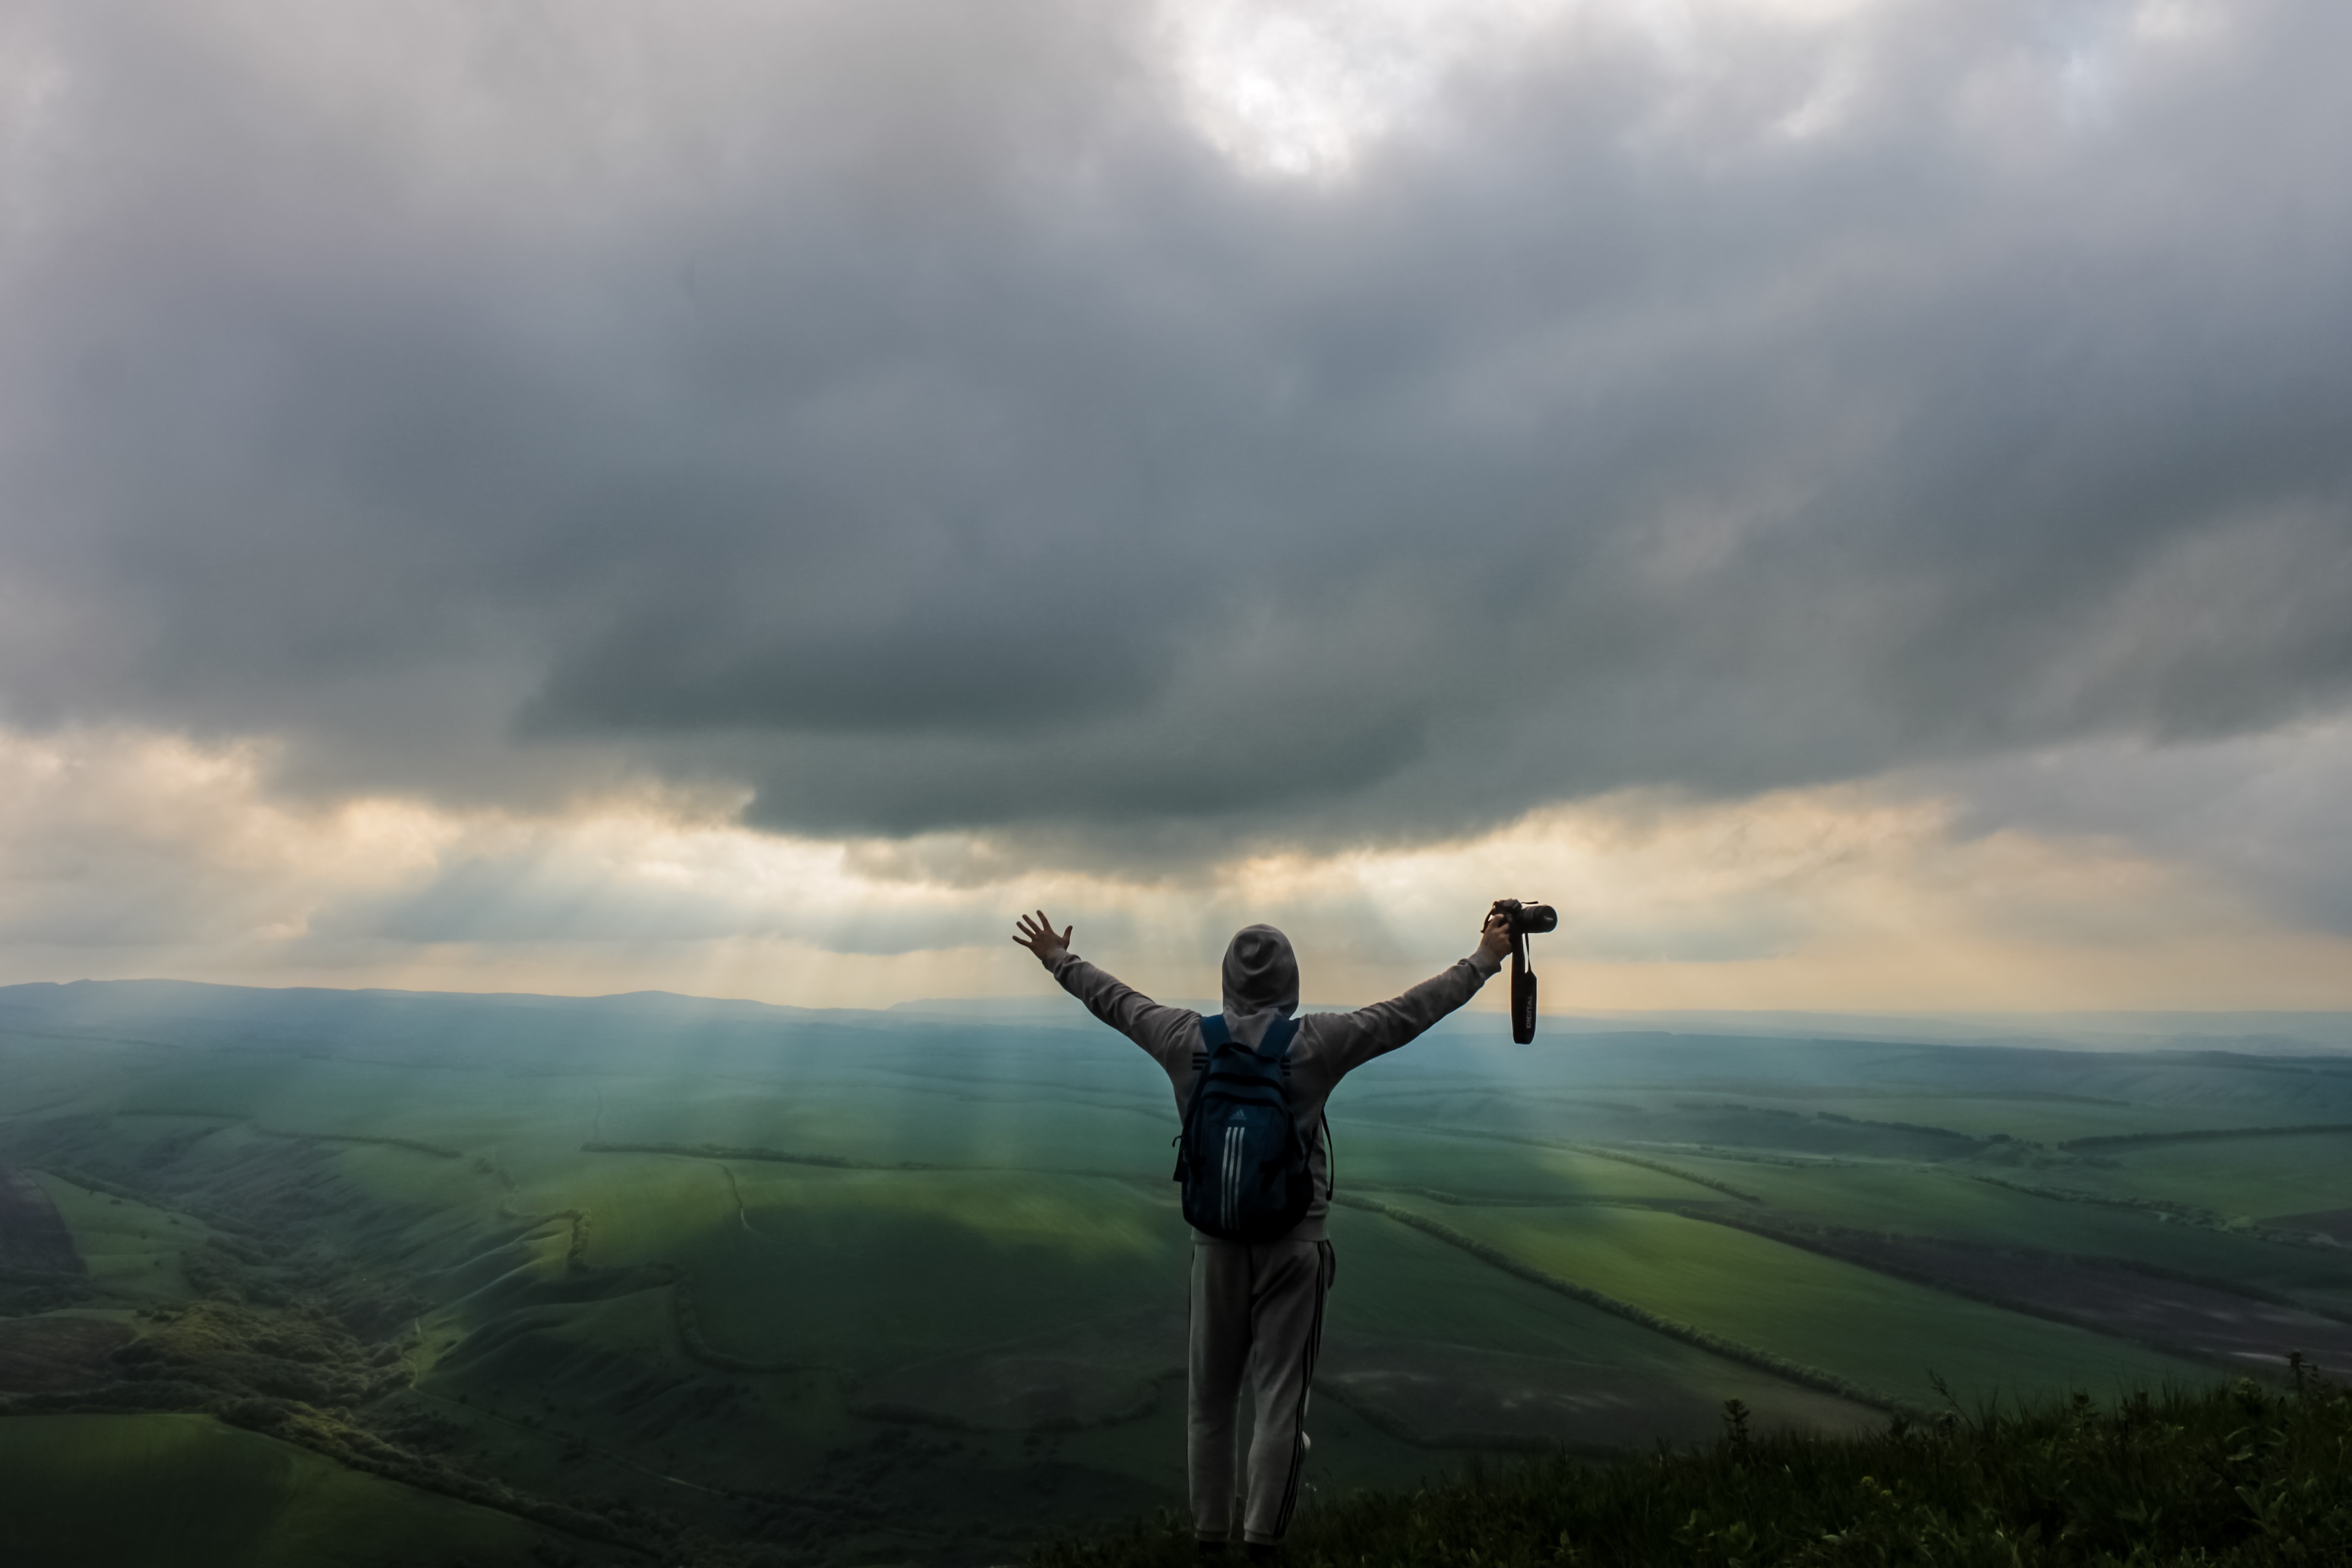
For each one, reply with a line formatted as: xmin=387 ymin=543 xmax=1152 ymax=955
xmin=35 ymin=1170 xmax=210 ymax=1303
xmin=1038 ymin=1374 xmax=2352 ymax=1567
xmin=2077 ymin=1133 xmax=2352 ymax=1221
xmin=571 ymin=1158 xmax=1190 ymax=1371
xmin=1328 ymin=1118 xmax=1752 ymax=1203
xmin=579 ymin=1060 xmax=1177 ymax=1179
xmin=0 ymin=1413 xmax=556 ymax=1567
xmin=1651 ymin=1154 xmax=2352 ymax=1305
xmin=1316 ymin=1203 xmax=1880 ymax=1446
xmin=1726 ymin=1095 xmax=2335 ymax=1147
xmin=1377 ymin=1198 xmax=2213 ymax=1407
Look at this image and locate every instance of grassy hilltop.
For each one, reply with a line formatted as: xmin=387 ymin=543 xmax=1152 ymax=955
xmin=4 ymin=980 xmax=2352 ymax=1564
xmin=1042 ymin=1373 xmax=2352 ymax=1566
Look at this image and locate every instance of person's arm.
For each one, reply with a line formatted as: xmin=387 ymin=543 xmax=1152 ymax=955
xmin=1311 ymin=909 xmax=1512 ymax=1079
xmin=1013 ymin=910 xmax=1199 ymax=1071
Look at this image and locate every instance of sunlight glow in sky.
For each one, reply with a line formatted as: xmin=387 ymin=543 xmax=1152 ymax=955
xmin=6 ymin=722 xmax=2346 ymax=1012
xmin=1158 ymin=0 xmax=1905 ymax=181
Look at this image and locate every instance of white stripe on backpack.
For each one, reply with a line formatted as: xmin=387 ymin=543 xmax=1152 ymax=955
xmin=1223 ymin=1123 xmax=1244 ymax=1231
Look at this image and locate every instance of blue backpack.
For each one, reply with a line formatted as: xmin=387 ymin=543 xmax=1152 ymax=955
xmin=1173 ymin=1014 xmax=1315 ymax=1242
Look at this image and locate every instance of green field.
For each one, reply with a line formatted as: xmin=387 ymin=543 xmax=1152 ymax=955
xmin=6 ymin=981 xmax=2352 ymax=1564
xmin=1375 ymin=1197 xmax=2211 ymax=1406
xmin=2077 ymin=1131 xmax=2352 ymax=1220
xmin=0 ymin=1414 xmax=554 ymax=1566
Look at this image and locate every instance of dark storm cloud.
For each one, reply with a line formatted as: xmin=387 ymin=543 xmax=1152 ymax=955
xmin=3 ymin=0 xmax=2349 ymax=858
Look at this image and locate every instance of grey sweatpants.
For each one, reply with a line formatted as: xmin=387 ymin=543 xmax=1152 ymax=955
xmin=1189 ymin=1237 xmax=1333 ymax=1544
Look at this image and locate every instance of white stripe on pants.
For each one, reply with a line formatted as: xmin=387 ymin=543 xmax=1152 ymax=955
xmin=1188 ymin=1237 xmax=1333 ymax=1545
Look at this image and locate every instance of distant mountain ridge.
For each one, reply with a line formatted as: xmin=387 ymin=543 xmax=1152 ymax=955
xmin=5 ymin=977 xmax=2349 ymax=1055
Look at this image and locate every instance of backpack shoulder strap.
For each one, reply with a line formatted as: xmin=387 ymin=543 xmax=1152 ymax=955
xmin=1182 ymin=1014 xmax=1227 ymax=1119
xmin=1174 ymin=1014 xmax=1227 ymax=1182
xmin=1261 ymin=1014 xmax=1300 ymax=1061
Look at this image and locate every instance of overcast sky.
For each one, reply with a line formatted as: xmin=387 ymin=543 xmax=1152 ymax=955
xmin=2 ymin=0 xmax=2347 ymax=1011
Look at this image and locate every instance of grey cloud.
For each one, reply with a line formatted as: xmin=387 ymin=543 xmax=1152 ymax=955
xmin=1922 ymin=720 xmax=2352 ymax=937
xmin=2 ymin=0 xmax=2349 ymax=868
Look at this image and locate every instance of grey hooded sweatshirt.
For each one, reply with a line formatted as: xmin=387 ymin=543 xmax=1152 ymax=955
xmin=1050 ymin=926 xmax=1501 ymax=1243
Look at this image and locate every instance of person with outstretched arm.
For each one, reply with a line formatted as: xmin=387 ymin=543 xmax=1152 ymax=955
xmin=1012 ymin=907 xmax=1513 ymax=1557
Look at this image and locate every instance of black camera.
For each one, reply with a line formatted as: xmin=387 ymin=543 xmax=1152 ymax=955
xmin=1489 ymin=899 xmax=1556 ymax=1044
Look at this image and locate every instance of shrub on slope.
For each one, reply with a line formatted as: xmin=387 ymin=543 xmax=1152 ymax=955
xmin=1038 ymin=1369 xmax=2352 ymax=1566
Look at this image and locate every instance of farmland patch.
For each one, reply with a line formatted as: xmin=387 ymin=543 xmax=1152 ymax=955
xmin=1386 ymin=1199 xmax=2216 ymax=1406
xmin=852 ymin=1308 xmax=1185 ymax=1432
xmin=1314 ymin=1337 xmax=1864 ymax=1451
xmin=0 ymin=1413 xmax=577 ymax=1568
xmin=1695 ymin=1218 xmax=2352 ymax=1374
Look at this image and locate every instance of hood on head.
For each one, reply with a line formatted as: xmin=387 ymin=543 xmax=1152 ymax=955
xmin=1221 ymin=924 xmax=1299 ymax=1022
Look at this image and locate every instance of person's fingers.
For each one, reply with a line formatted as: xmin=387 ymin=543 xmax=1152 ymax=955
xmin=1013 ymin=911 xmax=1070 ymax=955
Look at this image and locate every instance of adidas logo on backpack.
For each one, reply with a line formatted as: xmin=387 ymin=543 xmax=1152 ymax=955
xmin=1173 ymin=1014 xmax=1315 ymax=1243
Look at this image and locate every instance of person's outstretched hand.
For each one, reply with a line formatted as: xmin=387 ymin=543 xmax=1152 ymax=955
xmin=1013 ymin=910 xmax=1073 ymax=969
xmin=1479 ymin=908 xmax=1514 ymax=966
